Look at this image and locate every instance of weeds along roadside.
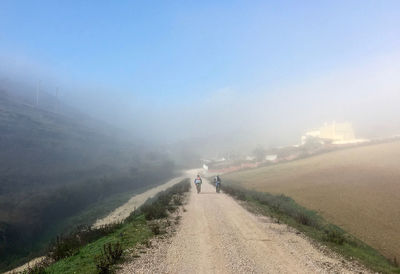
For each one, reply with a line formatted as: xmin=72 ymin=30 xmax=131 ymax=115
xmin=217 ymin=180 xmax=400 ymax=274
xmin=23 ymin=179 xmax=191 ymax=274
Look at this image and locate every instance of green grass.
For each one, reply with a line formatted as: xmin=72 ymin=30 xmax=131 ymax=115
xmin=2 ymin=184 xmax=164 ymax=273
xmin=25 ymin=179 xmax=191 ymax=274
xmin=220 ymin=182 xmax=400 ymax=274
xmin=45 ymin=215 xmax=151 ymax=274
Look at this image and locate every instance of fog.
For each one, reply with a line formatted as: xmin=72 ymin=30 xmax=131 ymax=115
xmin=2 ymin=51 xmax=400 ymax=157
xmin=2 ymin=2 xmax=400 ymax=270
xmin=1 ymin=1 xmax=400 ymax=159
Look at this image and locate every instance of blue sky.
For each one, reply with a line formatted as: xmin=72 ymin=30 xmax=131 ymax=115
xmin=1 ymin=1 xmax=400 ymax=144
xmin=1 ymin=1 xmax=399 ymax=98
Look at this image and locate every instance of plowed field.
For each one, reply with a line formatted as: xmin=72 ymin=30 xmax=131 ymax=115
xmin=224 ymin=141 xmax=400 ymax=260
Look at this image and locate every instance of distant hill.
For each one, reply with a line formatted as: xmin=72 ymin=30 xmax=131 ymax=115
xmin=0 ymin=80 xmax=72 ymax=117
xmin=0 ymin=91 xmax=135 ymax=193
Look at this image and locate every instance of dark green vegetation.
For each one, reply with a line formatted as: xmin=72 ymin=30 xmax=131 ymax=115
xmin=0 ymin=92 xmax=176 ymax=272
xmin=28 ymin=179 xmax=190 ymax=274
xmin=221 ymin=182 xmax=400 ymax=274
xmin=133 ymin=178 xmax=190 ymax=221
xmin=43 ymin=216 xmax=151 ymax=274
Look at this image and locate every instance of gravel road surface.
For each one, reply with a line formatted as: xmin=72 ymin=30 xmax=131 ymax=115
xmin=121 ymin=176 xmax=369 ymax=273
xmin=93 ymin=170 xmax=197 ymax=228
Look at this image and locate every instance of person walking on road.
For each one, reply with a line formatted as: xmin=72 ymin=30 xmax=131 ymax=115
xmin=194 ymin=174 xmax=202 ymax=194
xmin=214 ymin=175 xmax=222 ymax=193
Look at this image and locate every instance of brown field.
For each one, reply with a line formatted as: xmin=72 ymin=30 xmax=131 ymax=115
xmin=224 ymin=141 xmax=400 ymax=260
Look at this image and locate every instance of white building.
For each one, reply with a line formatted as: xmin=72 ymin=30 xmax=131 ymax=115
xmin=265 ymin=154 xmax=277 ymax=162
xmin=302 ymin=122 xmax=368 ymax=145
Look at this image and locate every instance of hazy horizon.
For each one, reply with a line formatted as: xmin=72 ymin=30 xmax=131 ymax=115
xmin=1 ymin=1 xmax=400 ymax=151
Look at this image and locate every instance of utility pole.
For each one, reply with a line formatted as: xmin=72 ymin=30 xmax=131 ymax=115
xmin=35 ymin=81 xmax=38 ymax=106
xmin=36 ymin=80 xmax=41 ymax=106
xmin=55 ymin=87 xmax=59 ymax=113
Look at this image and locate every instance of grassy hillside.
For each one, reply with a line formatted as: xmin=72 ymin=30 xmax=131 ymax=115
xmin=224 ymin=141 xmax=400 ymax=262
xmin=33 ymin=180 xmax=190 ymax=274
xmin=0 ymin=92 xmax=175 ymax=271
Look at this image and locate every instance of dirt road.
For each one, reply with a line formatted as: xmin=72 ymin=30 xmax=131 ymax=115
xmin=121 ymin=177 xmax=369 ymax=273
xmin=93 ymin=170 xmax=197 ymax=228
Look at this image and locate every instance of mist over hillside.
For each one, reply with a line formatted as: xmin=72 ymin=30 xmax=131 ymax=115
xmin=0 ymin=86 xmax=177 ymax=271
xmin=2 ymin=51 xmax=400 ymax=158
